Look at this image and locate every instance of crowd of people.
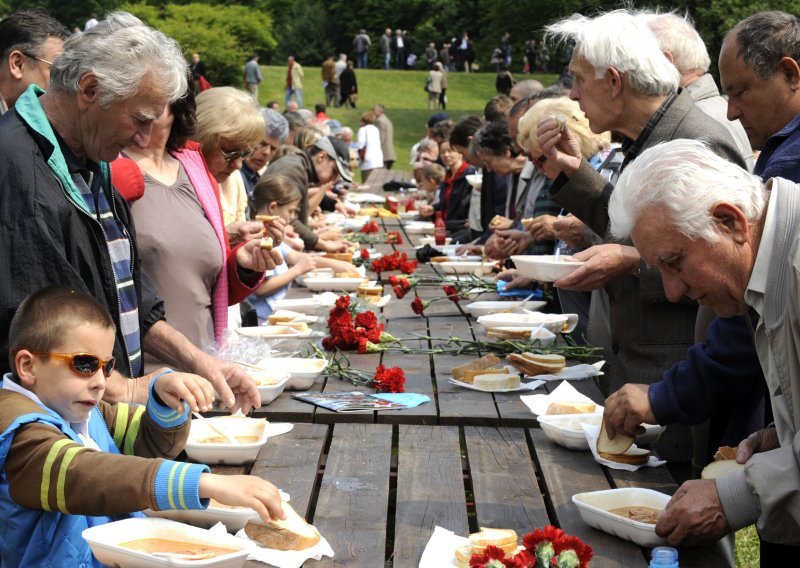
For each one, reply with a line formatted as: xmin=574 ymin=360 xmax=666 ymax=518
xmin=0 ymin=5 xmax=799 ymax=567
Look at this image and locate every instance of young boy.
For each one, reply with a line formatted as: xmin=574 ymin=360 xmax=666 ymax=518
xmin=415 ymin=162 xmax=445 ymax=219
xmin=0 ymin=286 xmax=284 ymax=567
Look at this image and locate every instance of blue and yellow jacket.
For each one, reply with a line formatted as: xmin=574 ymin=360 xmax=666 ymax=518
xmin=0 ymin=376 xmax=209 ymax=567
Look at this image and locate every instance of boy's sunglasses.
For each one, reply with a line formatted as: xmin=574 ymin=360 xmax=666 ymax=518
xmin=28 ymin=352 xmax=116 ymax=378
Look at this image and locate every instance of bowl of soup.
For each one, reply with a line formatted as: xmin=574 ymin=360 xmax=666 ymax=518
xmin=82 ymin=517 xmax=254 ymax=567
xmin=571 ymin=488 xmax=670 ymax=547
xmin=184 ymin=416 xmax=269 ymax=465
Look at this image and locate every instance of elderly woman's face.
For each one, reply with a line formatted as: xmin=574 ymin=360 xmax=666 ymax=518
xmin=205 ymin=137 xmax=254 ymax=183
xmin=631 ymin=203 xmax=752 ymax=317
xmin=478 ymin=149 xmax=515 ymax=176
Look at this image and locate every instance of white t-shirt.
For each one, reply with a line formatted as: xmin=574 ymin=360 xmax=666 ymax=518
xmin=357 ymin=124 xmax=384 ymax=171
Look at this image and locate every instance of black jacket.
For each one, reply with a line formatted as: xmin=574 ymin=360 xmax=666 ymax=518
xmin=435 ymin=163 xmax=475 ymax=233
xmin=0 ymin=92 xmax=164 ymax=377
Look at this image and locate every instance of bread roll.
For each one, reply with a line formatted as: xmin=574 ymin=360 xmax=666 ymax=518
xmin=596 ymin=421 xmax=634 ymax=454
xmin=244 ymin=502 xmax=321 ymax=551
xmin=714 ymin=446 xmax=737 ymax=461
xmin=546 ymin=401 xmax=596 ymax=415
xmin=701 ymin=459 xmax=745 ymax=480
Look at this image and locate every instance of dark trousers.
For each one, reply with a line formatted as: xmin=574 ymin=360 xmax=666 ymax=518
xmin=761 ymin=539 xmax=800 ymax=566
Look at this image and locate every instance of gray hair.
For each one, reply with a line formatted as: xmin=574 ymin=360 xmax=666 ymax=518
xmin=545 ymin=10 xmax=679 ymax=96
xmin=642 ymin=12 xmax=711 ymax=76
xmin=50 ymin=11 xmax=187 ymax=107
xmin=261 ymin=108 xmax=290 ymax=143
xmin=609 ymin=139 xmax=766 ymax=243
xmin=727 ymin=11 xmax=800 ymax=80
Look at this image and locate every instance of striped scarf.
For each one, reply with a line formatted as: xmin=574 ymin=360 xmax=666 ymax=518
xmin=73 ymin=171 xmax=142 ymax=376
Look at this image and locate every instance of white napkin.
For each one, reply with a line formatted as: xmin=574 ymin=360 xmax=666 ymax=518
xmin=312 ymin=292 xmax=339 ymax=307
xmin=520 ymin=380 xmax=604 ymax=416
xmin=418 ymin=526 xmax=470 ymax=568
xmin=511 ymin=361 xmax=605 ymax=382
xmin=234 ymin=530 xmax=334 ymax=568
xmin=264 ymin=423 xmax=294 ymax=437
xmin=581 ymin=423 xmax=667 ymax=471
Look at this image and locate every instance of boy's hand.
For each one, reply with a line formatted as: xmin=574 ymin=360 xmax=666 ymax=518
xmin=199 ymin=474 xmax=286 ymax=524
xmin=152 ymin=370 xmax=216 ymax=413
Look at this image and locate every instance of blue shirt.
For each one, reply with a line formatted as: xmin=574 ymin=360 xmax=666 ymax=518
xmin=754 ymin=112 xmax=800 ymax=181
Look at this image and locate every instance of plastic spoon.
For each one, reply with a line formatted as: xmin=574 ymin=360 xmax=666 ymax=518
xmin=191 ymin=412 xmax=238 ymax=445
xmin=151 ymin=551 xmax=216 ymax=561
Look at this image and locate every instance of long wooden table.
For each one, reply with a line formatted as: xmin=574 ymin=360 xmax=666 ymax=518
xmin=209 ymin=169 xmax=731 ymax=567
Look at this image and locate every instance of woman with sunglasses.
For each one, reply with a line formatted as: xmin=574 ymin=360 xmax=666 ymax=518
xmin=115 ymin=85 xmax=284 ymax=374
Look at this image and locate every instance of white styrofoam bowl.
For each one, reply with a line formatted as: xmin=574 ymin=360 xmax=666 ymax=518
xmin=295 ymin=268 xmax=334 ymax=287
xmin=185 ymin=416 xmax=269 ymax=465
xmin=464 ymin=300 xmax=547 ymax=318
xmin=82 ymin=517 xmax=254 ymax=568
xmin=537 ymin=413 xmax=665 ymax=450
xmin=144 ymin=501 xmax=260 ymax=533
xmin=572 ymin=488 xmax=671 ymax=547
xmin=303 ymin=277 xmax=366 ymax=292
xmin=273 ymin=298 xmax=326 ymax=314
xmin=466 ymin=174 xmax=483 ymax=189
xmin=476 ymin=312 xmax=578 ymax=334
xmin=512 ymin=255 xmax=585 ymax=283
xmin=249 ymin=372 xmax=290 ymax=404
xmin=491 ymin=326 xmax=557 ymax=346
xmin=405 ymin=221 xmax=435 ymax=234
xmin=439 ymin=261 xmax=495 ymax=275
xmin=255 ymin=358 xmax=328 ymax=391
xmin=419 ymin=236 xmax=452 ymax=246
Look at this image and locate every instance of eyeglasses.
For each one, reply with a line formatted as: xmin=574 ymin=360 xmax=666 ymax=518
xmin=28 ymin=351 xmax=116 ymax=378
xmin=220 ymin=147 xmax=254 ymax=164
xmin=21 ymin=52 xmax=53 ymax=67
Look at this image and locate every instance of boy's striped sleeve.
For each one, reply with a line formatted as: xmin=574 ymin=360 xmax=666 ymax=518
xmin=153 ymin=460 xmax=210 ymax=511
xmin=144 ymin=370 xmax=190 ymax=429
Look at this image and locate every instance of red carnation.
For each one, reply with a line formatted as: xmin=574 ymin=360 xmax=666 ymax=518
xmin=373 ymin=365 xmax=406 ymax=393
xmin=470 ymin=545 xmax=509 ymax=567
xmin=411 ymin=297 xmax=426 ymax=315
xmin=400 ymin=278 xmax=411 ymax=290
xmin=392 ymin=285 xmax=406 ymax=299
xmin=388 ymin=275 xmax=399 ymax=286
xmin=523 ymin=526 xmax=565 ymax=551
xmin=443 ymin=284 xmax=460 ymax=303
xmin=355 ymin=310 xmax=378 ymax=330
xmin=357 ymin=336 xmax=369 ymax=353
xmin=360 ymin=249 xmax=370 ymax=259
xmin=322 ymin=336 xmax=335 ymax=351
xmin=335 ymin=295 xmax=351 ymax=311
xmin=552 ymin=535 xmax=593 ymax=568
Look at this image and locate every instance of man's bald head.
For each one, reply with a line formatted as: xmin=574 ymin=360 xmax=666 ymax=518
xmin=509 ymin=79 xmax=544 ymax=103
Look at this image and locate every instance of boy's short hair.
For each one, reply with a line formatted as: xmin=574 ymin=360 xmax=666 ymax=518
xmin=420 ymin=163 xmax=446 ymax=184
xmin=8 ymin=286 xmax=115 ymax=375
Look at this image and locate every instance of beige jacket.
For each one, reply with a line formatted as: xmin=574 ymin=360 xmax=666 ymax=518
xmin=717 ymin=178 xmax=800 ymax=544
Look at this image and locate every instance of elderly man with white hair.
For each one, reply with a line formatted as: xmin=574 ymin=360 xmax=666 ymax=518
xmin=608 ymin=138 xmax=800 ymax=550
xmin=0 ymin=12 xmax=270 ymax=413
xmin=535 ymin=12 xmax=745 ymax=463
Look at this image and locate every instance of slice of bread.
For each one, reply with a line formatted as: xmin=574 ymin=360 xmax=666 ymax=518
xmin=701 ymin=459 xmax=745 ymax=480
xmin=489 ymin=215 xmax=510 ymax=228
xmin=454 ymin=545 xmax=472 ymax=568
xmin=487 ymin=328 xmax=533 ymax=340
xmin=546 ymin=401 xmax=596 ymax=415
xmin=714 ymin=446 xmax=737 ymax=461
xmin=452 ymin=354 xmax=502 ymax=380
xmin=259 ymin=237 xmax=274 ymax=250
xmin=507 ymin=353 xmax=566 ymax=376
xmin=469 ymin=528 xmax=518 ymax=551
xmin=598 ymin=446 xmax=650 ymax=466
xmin=255 ymin=214 xmax=281 ymax=223
xmin=596 ymin=421 xmax=634 ymax=454
xmin=244 ymin=502 xmax=321 ymax=551
xmin=472 ymin=373 xmax=521 ymax=391
xmin=462 ymin=367 xmax=507 ymax=384
xmin=521 ymin=217 xmax=535 ymax=229
xmin=325 ymin=252 xmax=354 ymax=262
xmin=429 ymin=256 xmax=450 ymax=263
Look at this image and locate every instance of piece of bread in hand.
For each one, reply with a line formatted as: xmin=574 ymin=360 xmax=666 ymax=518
xmin=596 ymin=420 xmax=634 ymax=454
xmin=326 ymin=252 xmax=354 ymax=263
xmin=256 ymin=214 xmax=281 ymax=223
xmin=714 ymin=446 xmax=737 ymax=461
xmin=452 ymin=354 xmax=502 ymax=380
xmin=520 ymin=217 xmax=536 ymax=229
xmin=244 ymin=501 xmax=321 ymax=551
xmin=598 ymin=446 xmax=650 ymax=466
xmin=259 ymin=237 xmax=274 ymax=250
xmin=489 ymin=215 xmax=510 ymax=228
xmin=546 ymin=401 xmax=596 ymax=415
xmin=701 ymin=459 xmax=745 ymax=480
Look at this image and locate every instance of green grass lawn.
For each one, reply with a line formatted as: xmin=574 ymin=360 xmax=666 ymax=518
xmin=253 ymin=66 xmax=558 ymax=169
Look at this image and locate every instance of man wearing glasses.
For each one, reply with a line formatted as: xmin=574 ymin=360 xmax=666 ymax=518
xmin=0 ymin=9 xmax=68 ymax=115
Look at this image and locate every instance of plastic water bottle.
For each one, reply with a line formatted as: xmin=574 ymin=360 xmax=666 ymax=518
xmin=649 ymin=547 xmax=679 ymax=568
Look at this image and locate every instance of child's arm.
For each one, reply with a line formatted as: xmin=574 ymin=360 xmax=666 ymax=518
xmin=5 ymin=422 xmax=284 ymax=521
xmin=102 ymin=369 xmax=214 ymax=459
xmin=313 ymin=257 xmax=357 ymax=273
xmin=252 ymin=255 xmax=316 ymax=298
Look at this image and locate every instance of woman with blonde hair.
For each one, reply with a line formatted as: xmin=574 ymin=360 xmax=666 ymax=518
xmin=115 ymin=85 xmax=283 ymax=388
xmin=356 ymin=111 xmax=384 ymax=182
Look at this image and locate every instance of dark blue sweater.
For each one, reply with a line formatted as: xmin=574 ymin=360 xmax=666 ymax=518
xmin=647 ymin=112 xmax=800 ymax=454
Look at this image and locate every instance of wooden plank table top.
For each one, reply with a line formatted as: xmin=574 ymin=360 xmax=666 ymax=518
xmin=216 ymin=175 xmax=731 ymax=567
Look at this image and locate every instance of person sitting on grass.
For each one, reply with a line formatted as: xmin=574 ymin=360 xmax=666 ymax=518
xmin=247 ymin=176 xmax=356 ymax=323
xmin=0 ymin=286 xmax=285 ymax=567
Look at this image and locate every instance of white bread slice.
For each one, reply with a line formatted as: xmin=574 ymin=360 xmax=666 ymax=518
xmin=276 ymin=321 xmax=309 ymax=333
xmin=469 ymin=528 xmax=517 ymax=550
xmin=259 ymin=237 xmax=274 ymax=250
xmin=454 ymin=545 xmax=472 ymax=568
xmin=244 ymin=501 xmax=321 ymax=551
xmin=472 ymin=373 xmax=521 ymax=391
xmin=701 ymin=459 xmax=745 ymax=480
xmin=546 ymin=401 xmax=596 ymax=415
xmin=462 ymin=367 xmax=507 ymax=384
xmin=598 ymin=446 xmax=650 ymax=466
xmin=597 ymin=421 xmax=634 ymax=454
xmin=520 ymin=353 xmax=565 ymax=365
xmin=452 ymin=354 xmax=502 ymax=380
xmin=507 ymin=353 xmax=565 ymax=376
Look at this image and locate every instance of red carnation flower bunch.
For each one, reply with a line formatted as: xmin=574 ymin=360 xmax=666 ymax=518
xmin=371 ymin=251 xmax=418 ymax=275
xmin=385 ymin=231 xmax=403 ymax=244
xmin=322 ymin=296 xmax=396 ymax=354
xmin=373 ymin=364 xmax=406 ymax=393
xmin=388 ymin=275 xmax=417 ymax=299
xmin=360 ymin=249 xmax=370 ymax=260
xmin=470 ymin=525 xmax=592 ymax=568
xmin=360 ymin=220 xmax=380 ymax=234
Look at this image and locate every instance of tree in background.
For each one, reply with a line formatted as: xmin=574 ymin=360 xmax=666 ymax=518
xmin=121 ymin=2 xmax=276 ymax=86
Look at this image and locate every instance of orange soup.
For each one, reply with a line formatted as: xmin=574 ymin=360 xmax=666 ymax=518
xmin=119 ymin=538 xmax=237 ymax=557
xmin=196 ymin=435 xmax=260 ymax=444
xmin=607 ymin=506 xmax=661 ymax=524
